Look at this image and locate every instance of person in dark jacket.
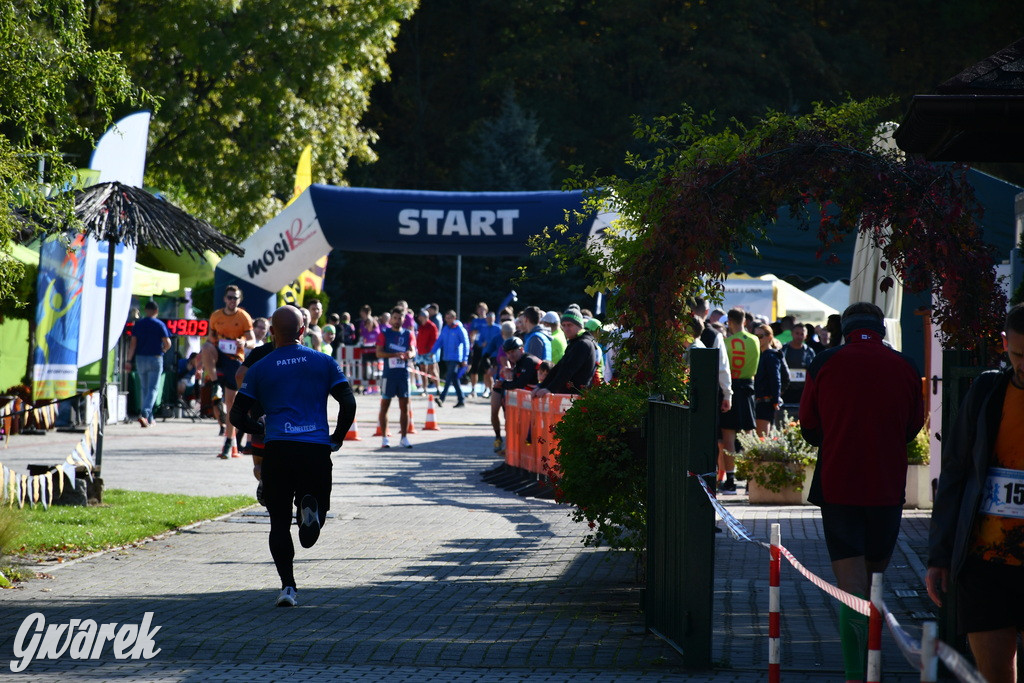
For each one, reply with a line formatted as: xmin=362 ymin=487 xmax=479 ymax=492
xmin=800 ymin=302 xmax=924 ymax=683
xmin=926 ymin=303 xmax=1024 ymax=683
xmin=752 ymin=323 xmax=789 ymax=435
xmin=532 ymin=307 xmax=598 ymax=397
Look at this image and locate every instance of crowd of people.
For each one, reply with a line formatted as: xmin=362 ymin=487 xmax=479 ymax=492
xmin=132 ymin=287 xmax=1024 ymax=681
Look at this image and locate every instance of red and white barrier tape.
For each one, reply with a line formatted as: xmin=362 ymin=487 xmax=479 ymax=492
xmin=690 ymin=470 xmax=870 ymax=615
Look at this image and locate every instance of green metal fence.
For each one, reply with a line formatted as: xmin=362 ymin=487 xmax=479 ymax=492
xmin=645 ymin=347 xmax=720 ymax=667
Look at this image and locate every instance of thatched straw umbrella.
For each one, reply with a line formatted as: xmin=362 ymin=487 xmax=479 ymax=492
xmin=72 ymin=182 xmax=245 ymax=476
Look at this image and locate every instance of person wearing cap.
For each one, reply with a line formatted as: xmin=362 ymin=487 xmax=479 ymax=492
xmin=540 ymin=310 xmax=566 ymax=363
xmin=320 ymin=324 xmax=336 ymax=356
xmin=533 ymin=308 xmax=599 ymax=397
xmin=584 ymin=318 xmax=605 ymax=381
xmin=799 ymin=301 xmax=924 ymax=682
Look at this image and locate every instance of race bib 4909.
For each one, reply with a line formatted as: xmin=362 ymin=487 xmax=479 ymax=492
xmin=980 ymin=467 xmax=1024 ymax=519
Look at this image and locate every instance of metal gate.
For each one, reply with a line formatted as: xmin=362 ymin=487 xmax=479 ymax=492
xmin=645 ymin=348 xmax=719 ymax=667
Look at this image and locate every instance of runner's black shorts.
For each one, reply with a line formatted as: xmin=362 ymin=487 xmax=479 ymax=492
xmin=720 ymin=380 xmax=755 ymax=431
xmin=215 ymin=353 xmax=242 ymax=391
xmin=754 ymin=399 xmax=777 ymax=422
xmin=261 ymin=440 xmax=332 ymax=524
xmin=956 ymin=556 xmax=1024 ymax=633
xmin=469 ymin=345 xmax=490 ymax=375
xmin=819 ymin=503 xmax=902 ymax=562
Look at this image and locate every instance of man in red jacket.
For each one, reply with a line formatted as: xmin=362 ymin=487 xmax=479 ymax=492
xmin=800 ymin=301 xmax=924 ymax=683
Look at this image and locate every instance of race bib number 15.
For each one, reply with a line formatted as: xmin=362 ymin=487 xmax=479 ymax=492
xmin=980 ymin=467 xmax=1024 ymax=519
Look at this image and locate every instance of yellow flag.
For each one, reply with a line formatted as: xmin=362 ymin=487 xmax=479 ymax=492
xmin=278 ymin=145 xmax=329 ymax=305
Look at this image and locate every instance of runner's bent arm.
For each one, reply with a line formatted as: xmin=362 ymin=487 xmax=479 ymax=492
xmin=330 ymin=381 xmax=357 ymax=442
xmin=229 ymin=393 xmax=263 ymax=435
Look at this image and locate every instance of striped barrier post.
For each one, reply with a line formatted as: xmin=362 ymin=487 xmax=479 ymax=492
xmin=867 ymin=572 xmax=884 ymax=683
xmin=769 ymin=523 xmax=781 ymax=683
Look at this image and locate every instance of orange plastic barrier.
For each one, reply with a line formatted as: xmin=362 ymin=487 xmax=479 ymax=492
xmin=503 ymin=389 xmax=576 ymax=476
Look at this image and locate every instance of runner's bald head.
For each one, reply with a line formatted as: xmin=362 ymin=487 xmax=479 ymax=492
xmin=272 ymin=305 xmax=305 ymax=347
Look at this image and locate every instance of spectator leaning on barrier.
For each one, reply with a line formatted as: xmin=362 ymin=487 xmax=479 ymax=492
xmin=541 ymin=310 xmax=567 ymax=363
xmin=926 ymin=303 xmax=1024 ymax=683
xmin=799 ymin=302 xmax=924 ymax=683
xmin=533 ymin=308 xmax=598 ymax=397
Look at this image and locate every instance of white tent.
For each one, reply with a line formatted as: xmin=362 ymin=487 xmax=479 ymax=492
xmin=723 ymin=274 xmax=839 ymax=325
xmin=805 ymin=281 xmax=850 ymax=315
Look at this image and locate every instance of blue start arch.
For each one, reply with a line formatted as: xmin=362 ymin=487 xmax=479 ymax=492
xmin=214 ymin=185 xmax=606 ymax=317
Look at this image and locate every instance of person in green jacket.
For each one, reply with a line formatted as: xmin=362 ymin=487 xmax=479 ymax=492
xmin=541 ymin=310 xmax=567 ymax=363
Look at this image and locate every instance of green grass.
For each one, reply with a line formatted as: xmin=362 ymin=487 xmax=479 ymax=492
xmin=6 ymin=489 xmax=254 ymax=558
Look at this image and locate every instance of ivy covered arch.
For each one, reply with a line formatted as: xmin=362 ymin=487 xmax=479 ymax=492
xmin=559 ymin=99 xmax=1006 ymax=397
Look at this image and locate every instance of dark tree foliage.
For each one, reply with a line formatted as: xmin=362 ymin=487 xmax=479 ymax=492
xmin=342 ymin=0 xmax=1022 ymax=310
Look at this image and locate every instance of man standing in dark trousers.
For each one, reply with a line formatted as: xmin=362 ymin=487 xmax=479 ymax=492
xmin=124 ymin=300 xmax=171 ymax=427
xmin=800 ymin=302 xmax=924 ymax=683
xmin=231 ymin=305 xmax=356 ymax=608
xmin=927 ymin=303 xmax=1024 ymax=683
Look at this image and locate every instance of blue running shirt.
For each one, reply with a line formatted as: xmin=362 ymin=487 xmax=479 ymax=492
xmin=238 ymin=344 xmax=347 ymax=445
xmin=379 ymin=327 xmax=414 ymax=376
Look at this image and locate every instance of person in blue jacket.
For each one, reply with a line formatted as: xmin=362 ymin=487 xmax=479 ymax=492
xmin=431 ymin=310 xmax=470 ymax=408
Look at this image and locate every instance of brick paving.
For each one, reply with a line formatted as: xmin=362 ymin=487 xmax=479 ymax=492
xmin=0 ymin=392 xmax=936 ymax=681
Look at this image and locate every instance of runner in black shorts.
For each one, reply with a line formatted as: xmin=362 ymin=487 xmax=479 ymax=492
xmin=231 ymin=305 xmax=356 ymax=608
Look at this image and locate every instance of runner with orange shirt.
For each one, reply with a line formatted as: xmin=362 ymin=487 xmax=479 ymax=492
xmin=201 ymin=285 xmax=255 ymax=459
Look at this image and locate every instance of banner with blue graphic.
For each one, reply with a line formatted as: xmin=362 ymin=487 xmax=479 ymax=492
xmin=32 ymin=235 xmax=87 ymax=399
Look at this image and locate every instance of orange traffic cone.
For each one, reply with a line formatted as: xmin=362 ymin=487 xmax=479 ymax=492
xmin=423 ymin=393 xmax=440 ymax=431
xmin=406 ymin=400 xmax=417 ymax=434
xmin=344 ymin=418 xmax=361 ymax=441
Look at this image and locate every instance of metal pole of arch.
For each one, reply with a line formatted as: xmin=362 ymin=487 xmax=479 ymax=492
xmin=456 ymin=254 xmax=462 ymax=318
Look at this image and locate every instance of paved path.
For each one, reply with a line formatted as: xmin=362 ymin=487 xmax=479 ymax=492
xmin=0 ymin=392 xmax=938 ymax=681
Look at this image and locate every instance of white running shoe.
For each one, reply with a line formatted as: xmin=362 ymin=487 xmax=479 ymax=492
xmin=276 ymin=586 xmax=297 ymax=607
xmin=400 ymin=436 xmax=412 ymax=449
xmin=381 ymin=436 xmax=390 ymax=448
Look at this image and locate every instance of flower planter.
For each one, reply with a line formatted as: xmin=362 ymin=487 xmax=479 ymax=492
xmin=746 ymin=464 xmax=814 ymax=505
xmin=904 ymin=464 xmax=933 ymax=509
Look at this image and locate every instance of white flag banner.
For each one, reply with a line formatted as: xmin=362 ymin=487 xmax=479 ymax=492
xmin=77 ymin=111 xmax=151 ymax=367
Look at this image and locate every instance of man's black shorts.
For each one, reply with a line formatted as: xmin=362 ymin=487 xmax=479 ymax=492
xmin=819 ymin=503 xmax=902 ymax=562
xmin=469 ymin=345 xmax=491 ymax=375
xmin=721 ymin=381 xmax=755 ymax=431
xmin=754 ymin=400 xmax=776 ymax=422
xmin=261 ymin=441 xmax=333 ymax=523
xmin=215 ymin=353 xmax=242 ymax=391
xmin=957 ymin=556 xmax=1024 ymax=634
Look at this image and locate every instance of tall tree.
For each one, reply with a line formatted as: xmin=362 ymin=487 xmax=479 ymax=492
xmin=0 ymin=0 xmax=139 ymax=307
xmin=83 ymin=0 xmax=418 ymax=240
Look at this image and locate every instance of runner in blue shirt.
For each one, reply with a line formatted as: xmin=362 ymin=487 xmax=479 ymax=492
xmin=230 ymin=305 xmax=356 ymax=608
xmin=376 ymin=307 xmax=416 ymax=449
